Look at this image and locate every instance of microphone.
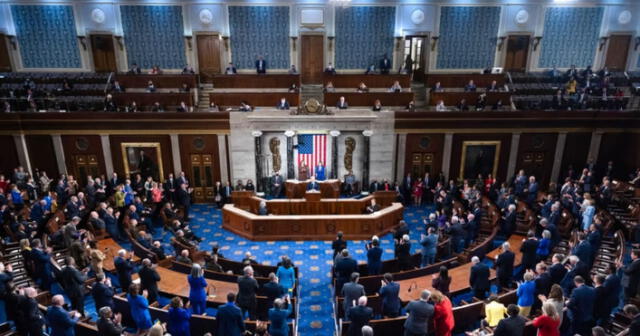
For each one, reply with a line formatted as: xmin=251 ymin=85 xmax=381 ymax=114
xmin=407 ymin=281 xmax=417 ymax=293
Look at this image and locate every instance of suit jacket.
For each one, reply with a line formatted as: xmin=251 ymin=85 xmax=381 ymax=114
xmin=568 ymin=285 xmax=596 ymax=322
xmin=138 ymin=266 xmax=161 ymax=296
xmin=276 ymin=101 xmax=290 ymax=110
xmin=262 ymin=281 xmax=285 ymax=306
xmin=97 ymin=317 xmax=124 ymax=336
xmin=495 ymin=250 xmax=515 ymax=280
xmin=572 ymin=240 xmax=594 ymax=266
xmin=336 ymin=101 xmax=348 ymax=109
xmin=335 ymin=257 xmax=358 ymax=281
xmin=47 ymin=306 xmax=78 ymax=336
xmin=255 ymin=60 xmax=267 ymax=72
xmin=379 ymin=282 xmax=401 ymax=314
xmin=621 ymin=258 xmax=640 ymax=291
xmin=520 ymin=239 xmax=539 ymax=270
xmin=307 ymin=182 xmax=320 ymax=191
xmin=237 ymin=276 xmax=259 ymax=307
xmin=92 ymin=282 xmax=115 ymax=310
xmin=342 ymin=282 xmax=365 ymax=314
xmin=470 ymin=263 xmax=491 ymax=291
xmin=114 ymin=256 xmax=134 ymax=284
xmin=60 ymin=266 xmax=86 ymax=299
xmin=535 ymin=272 xmax=552 ymax=297
xmin=347 ymin=305 xmax=373 ymax=336
xmin=404 ymin=300 xmax=435 ymax=334
xmin=493 ymin=315 xmax=527 ymax=336
xmin=216 ymin=303 xmax=245 ymax=336
xmin=177 ymin=189 xmax=191 ymax=207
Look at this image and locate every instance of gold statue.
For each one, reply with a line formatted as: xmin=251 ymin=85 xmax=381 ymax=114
xmin=269 ymin=137 xmax=281 ymax=173
xmin=344 ymin=137 xmax=356 ymax=171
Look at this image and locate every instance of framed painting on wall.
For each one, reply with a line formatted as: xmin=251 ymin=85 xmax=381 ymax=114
xmin=120 ymin=142 xmax=164 ymax=182
xmin=459 ymin=141 xmax=501 ymax=181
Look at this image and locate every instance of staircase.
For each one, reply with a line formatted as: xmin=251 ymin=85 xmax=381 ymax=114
xmin=197 ymin=83 xmax=214 ymax=110
xmin=411 ymin=82 xmax=426 ymax=107
xmin=301 ymin=84 xmax=324 ymax=104
xmin=627 ymin=95 xmax=640 ymax=110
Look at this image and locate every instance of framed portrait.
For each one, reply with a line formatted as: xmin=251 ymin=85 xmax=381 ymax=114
xmin=120 ymin=142 xmax=164 ymax=181
xmin=459 ymin=141 xmax=501 ymax=181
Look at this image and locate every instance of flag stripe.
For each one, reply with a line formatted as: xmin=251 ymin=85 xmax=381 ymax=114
xmin=297 ymin=134 xmax=327 ymax=179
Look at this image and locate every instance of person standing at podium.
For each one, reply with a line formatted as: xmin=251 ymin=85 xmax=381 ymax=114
xmin=298 ymin=161 xmax=309 ymax=180
xmin=307 ymin=176 xmax=320 ymax=191
xmin=315 ymin=161 xmax=326 ymax=181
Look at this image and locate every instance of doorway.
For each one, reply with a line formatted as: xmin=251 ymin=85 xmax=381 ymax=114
xmin=404 ymin=35 xmax=428 ymax=82
xmin=0 ymin=34 xmax=11 ymax=72
xmin=196 ymin=34 xmax=221 ymax=82
xmin=189 ymin=154 xmax=215 ymax=203
xmin=300 ymin=35 xmax=324 ymax=84
xmin=605 ymin=35 xmax=631 ymax=71
xmin=90 ymin=34 xmax=117 ymax=73
xmin=504 ymin=35 xmax=530 ymax=72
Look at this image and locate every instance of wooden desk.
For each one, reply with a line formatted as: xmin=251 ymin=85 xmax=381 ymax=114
xmin=324 ymin=92 xmax=414 ymax=107
xmin=323 ymin=74 xmax=411 ymax=88
xmin=486 ymin=234 xmax=525 ymax=266
xmin=97 ymin=238 xmax=140 ymax=272
xmin=115 ymin=74 xmax=198 ymax=89
xmin=212 ymin=74 xmax=300 ymax=88
xmin=112 ymin=92 xmax=194 ymax=107
xmin=429 ymin=91 xmax=511 ymax=106
xmin=425 ymin=74 xmax=506 ymax=88
xmin=222 ymin=202 xmax=403 ymax=241
xmin=285 ymin=179 xmax=340 ymax=198
xmin=210 ymin=92 xmax=299 ymax=107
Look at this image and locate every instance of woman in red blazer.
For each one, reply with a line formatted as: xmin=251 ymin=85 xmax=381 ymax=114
xmin=532 ymin=302 xmax=561 ymax=336
xmin=431 ymin=290 xmax=454 ymax=336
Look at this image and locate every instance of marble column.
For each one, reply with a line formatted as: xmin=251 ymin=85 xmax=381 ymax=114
xmin=330 ymin=130 xmax=340 ymax=179
xmin=51 ymin=134 xmax=67 ymax=175
xmin=100 ymin=135 xmax=114 ymax=176
xmin=253 ymin=131 xmax=264 ymax=192
xmin=441 ymin=133 xmax=453 ymax=180
xmin=587 ymin=130 xmax=603 ymax=163
xmin=550 ymin=132 xmax=567 ymax=184
xmin=170 ymin=134 xmax=182 ymax=176
xmin=13 ymin=134 xmax=32 ymax=174
xmin=395 ymin=134 xmax=407 ymax=183
xmin=217 ymin=134 xmax=229 ymax=184
xmin=285 ymin=130 xmax=295 ymax=179
xmin=506 ymin=132 xmax=521 ymax=180
xmin=362 ymin=130 xmax=372 ymax=191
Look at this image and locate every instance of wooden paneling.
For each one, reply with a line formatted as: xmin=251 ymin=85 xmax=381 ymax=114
xmin=598 ymin=132 xmax=640 ymax=180
xmin=559 ymin=132 xmax=591 ymax=183
xmin=504 ymin=35 xmax=530 ymax=72
xmin=179 ymin=135 xmax=221 ymax=202
xmin=109 ymin=135 xmax=173 ymax=180
xmin=300 ymin=35 xmax=324 ymax=84
xmin=114 ymin=75 xmax=198 ymax=89
xmin=112 ymin=92 xmax=194 ymax=107
xmin=429 ymin=92 xmax=511 ymax=106
xmin=61 ymin=135 xmax=105 ymax=180
xmin=450 ymin=133 xmax=512 ymax=182
xmin=210 ymin=92 xmax=299 ymax=108
xmin=425 ymin=74 xmax=505 ymax=88
xmin=0 ymin=34 xmax=12 ymax=72
xmin=0 ymin=135 xmax=19 ymax=177
xmin=212 ymin=75 xmax=300 ymax=88
xmin=605 ymin=35 xmax=631 ymax=71
xmin=515 ymin=133 xmax=558 ymax=186
xmin=196 ymin=34 xmax=221 ymax=81
xmin=404 ymin=134 xmax=445 ymax=178
xmin=25 ymin=135 xmax=58 ymax=177
xmin=324 ymin=92 xmax=414 ymax=107
xmin=323 ymin=74 xmax=411 ymax=88
xmin=90 ymin=34 xmax=117 ymax=73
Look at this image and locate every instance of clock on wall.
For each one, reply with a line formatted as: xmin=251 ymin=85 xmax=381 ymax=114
xmin=411 ymin=9 xmax=425 ymax=25
xmin=515 ymin=9 xmax=529 ymax=26
xmin=199 ymin=9 xmax=213 ymax=25
xmin=618 ymin=10 xmax=632 ymax=25
xmin=91 ymin=8 xmax=106 ymax=24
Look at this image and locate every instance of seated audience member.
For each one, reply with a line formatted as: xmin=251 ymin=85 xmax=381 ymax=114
xmin=566 ymin=77 xmax=577 ymax=94
xmin=406 ymin=100 xmax=416 ymax=112
xmin=127 ymin=101 xmax=138 ymax=113
xmin=128 ymin=63 xmax=142 ymax=74
xmin=146 ymin=81 xmax=156 ymax=93
xmin=389 ymin=81 xmax=402 ymax=93
xmin=104 ymin=94 xmax=117 ymax=112
xmin=258 ymin=201 xmax=268 ymax=216
xmin=487 ymin=80 xmax=500 ymax=92
xmin=379 ymin=54 xmax=391 ymax=74
xmin=325 ymin=63 xmax=336 ymax=75
xmin=180 ymin=83 xmax=190 ymax=92
xmin=436 ymin=100 xmax=447 ymax=112
xmin=464 ymin=80 xmax=477 ymax=92
xmin=209 ymin=102 xmax=220 ymax=112
xmin=357 ymin=82 xmax=369 ymax=93
xmin=151 ymin=102 xmax=164 ymax=112
xmin=372 ymin=99 xmax=382 ymax=111
xmin=336 ymin=96 xmax=348 ymax=109
xmin=324 ymin=81 xmax=336 ymax=93
xmin=149 ymin=65 xmax=162 ymax=75
xmin=182 ymin=65 xmax=195 ymax=74
xmin=288 ymin=65 xmax=298 ymax=75
xmin=365 ymin=199 xmax=380 ymax=214
xmin=225 ymin=62 xmax=237 ymax=74
xmin=276 ymin=98 xmax=290 ymax=110
xmin=457 ymin=99 xmax=469 ymax=111
xmin=432 ymin=81 xmax=444 ymax=92
xmin=205 ymin=253 xmax=224 ymax=273
xmin=255 ymin=56 xmax=267 ymax=74
xmin=289 ymin=83 xmax=298 ymax=93
xmin=239 ymin=101 xmax=252 ymax=112
xmin=150 ymin=241 xmax=166 ymax=260
xmin=176 ymin=249 xmax=193 ymax=264
xmin=97 ymin=306 xmax=124 ymax=336
xmin=364 ymin=64 xmax=375 ymax=74
xmin=177 ymin=102 xmax=189 ymax=113
xmin=111 ymin=80 xmax=125 ymax=92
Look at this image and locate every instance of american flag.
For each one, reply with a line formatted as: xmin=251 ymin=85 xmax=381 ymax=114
xmin=297 ymin=134 xmax=327 ymax=174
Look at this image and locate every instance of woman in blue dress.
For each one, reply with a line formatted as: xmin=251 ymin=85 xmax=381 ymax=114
xmin=168 ymin=296 xmax=192 ymax=336
xmin=276 ymin=257 xmax=295 ymax=294
xmin=127 ymin=283 xmax=152 ymax=335
xmin=188 ymin=263 xmax=208 ymax=315
xmin=536 ymin=229 xmax=552 ymax=262
xmin=268 ymin=296 xmax=293 ymax=336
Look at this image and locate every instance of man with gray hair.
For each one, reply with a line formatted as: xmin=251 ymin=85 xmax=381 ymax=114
xmin=347 ymin=296 xmax=373 ymax=336
xmin=138 ymin=258 xmax=161 ymax=304
xmin=404 ymin=290 xmax=434 ymax=336
xmin=342 ymin=272 xmax=365 ymax=320
xmin=47 ymin=294 xmax=81 ymax=335
xmin=97 ymin=306 xmax=124 ymax=336
xmin=237 ymin=265 xmax=259 ymax=320
xmin=361 ymin=325 xmax=374 ymax=336
xmin=495 ymin=241 xmax=515 ymax=292
xmin=470 ymin=256 xmax=490 ymax=299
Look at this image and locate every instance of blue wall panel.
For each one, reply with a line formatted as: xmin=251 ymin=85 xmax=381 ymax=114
xmin=436 ymin=6 xmax=500 ymax=69
xmin=228 ymin=6 xmax=290 ymax=70
xmin=335 ymin=6 xmax=396 ymax=69
xmin=538 ymin=7 xmax=603 ymax=68
xmin=120 ymin=5 xmax=186 ymax=69
xmin=11 ymin=5 xmax=81 ymax=68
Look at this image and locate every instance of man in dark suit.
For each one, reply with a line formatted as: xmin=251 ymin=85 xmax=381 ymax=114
xmin=307 ymin=176 xmax=320 ymax=191
xmin=561 ymin=255 xmax=589 ymax=296
xmin=222 ymin=181 xmax=234 ymax=203
xmin=255 ymin=56 xmax=267 ymax=74
xmin=97 ymin=306 xmax=124 ymax=336
xmin=216 ymin=292 xmax=245 ymax=336
xmin=114 ymin=249 xmax=135 ymax=291
xmin=237 ymin=266 xmax=259 ymax=320
xmin=619 ymin=249 xmax=640 ymax=300
xmin=347 ymin=296 xmax=373 ymax=336
xmin=225 ymin=62 xmax=237 ymax=74
xmin=593 ymin=274 xmax=609 ymax=326
xmin=176 ymin=183 xmax=191 ymax=222
xmin=60 ymin=257 xmax=88 ymax=316
xmin=106 ymin=172 xmax=120 ymax=197
xmin=604 ymin=263 xmax=621 ymax=316
xmin=495 ymin=241 xmax=515 ymax=292
xmin=501 ymin=204 xmax=517 ymax=237
xmin=92 ymin=273 xmax=115 ymax=311
xmin=276 ymin=97 xmax=290 ymax=110
xmin=379 ymin=55 xmax=391 ymax=74
xmin=262 ymin=272 xmax=285 ymax=309
xmin=493 ymin=304 xmax=527 ymax=336
xmin=163 ymin=173 xmax=177 ymax=202
xmin=138 ymin=259 xmax=161 ymax=304
xmin=470 ymin=256 xmax=490 ymax=300
xmin=401 ymin=173 xmax=412 ymax=204
xmin=47 ymin=294 xmax=80 ymax=336
xmin=365 ymin=199 xmax=380 ymax=214
xmin=520 ymin=231 xmax=539 ymax=272
xmin=623 ymin=304 xmax=640 ymax=336
xmin=342 ymin=272 xmax=366 ymax=320
xmin=567 ymin=276 xmax=596 ymax=336
xmin=571 ymin=232 xmax=594 ymax=266
xmin=271 ymin=172 xmax=283 ymax=197
xmin=369 ymin=179 xmax=381 ymax=192
xmin=403 ymin=290 xmax=434 ymax=336
xmin=335 ymin=250 xmax=358 ymax=296
xmin=336 ymin=96 xmax=348 ymax=109
xmin=128 ymin=63 xmax=141 ymax=74
xmin=379 ymin=273 xmax=401 ymax=318
xmin=332 ymin=232 xmax=347 ymax=259
xmin=31 ymin=239 xmax=54 ymax=290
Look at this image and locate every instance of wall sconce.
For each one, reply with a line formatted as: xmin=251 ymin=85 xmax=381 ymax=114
xmin=114 ymin=36 xmax=124 ymax=51
xmin=77 ymin=36 xmax=87 ymax=50
xmin=328 ymin=36 xmax=334 ymax=52
xmin=430 ymin=36 xmax=439 ymax=51
xmin=635 ymin=37 xmax=640 ymax=51
xmin=291 ymin=36 xmax=298 ymax=52
xmin=533 ymin=36 xmax=542 ymax=51
xmin=598 ymin=36 xmax=609 ymax=51
xmin=185 ymin=35 xmax=193 ymax=51
xmin=6 ymin=35 xmax=17 ymax=50
xmin=222 ymin=36 xmax=229 ymax=51
xmin=395 ymin=37 xmax=402 ymax=52
xmin=497 ymin=36 xmax=507 ymax=51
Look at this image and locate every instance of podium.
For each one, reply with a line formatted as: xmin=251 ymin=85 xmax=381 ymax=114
xmin=304 ymin=191 xmax=322 ymax=202
xmin=285 ymin=179 xmax=340 ymax=198
xmin=230 ymin=191 xmax=255 ymax=210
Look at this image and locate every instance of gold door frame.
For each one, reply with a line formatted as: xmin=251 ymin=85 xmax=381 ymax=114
xmin=120 ymin=142 xmax=164 ymax=181
xmin=459 ymin=141 xmax=501 ymax=181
